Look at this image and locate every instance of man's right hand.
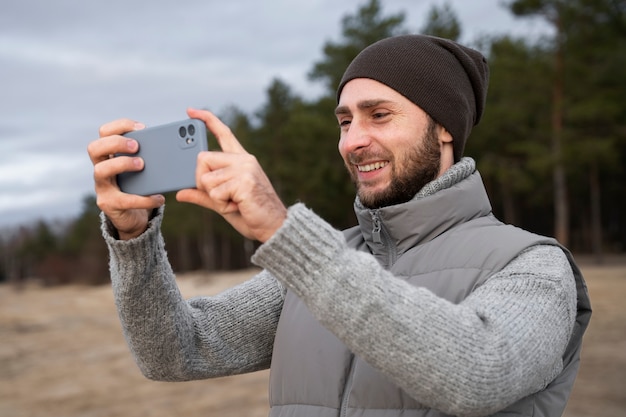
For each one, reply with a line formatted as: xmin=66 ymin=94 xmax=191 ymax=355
xmin=87 ymin=119 xmax=165 ymax=240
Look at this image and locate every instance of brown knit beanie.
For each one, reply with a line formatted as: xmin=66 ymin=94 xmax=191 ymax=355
xmin=337 ymin=35 xmax=489 ymax=162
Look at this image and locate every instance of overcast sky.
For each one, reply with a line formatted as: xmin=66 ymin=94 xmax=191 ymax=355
xmin=0 ymin=0 xmax=550 ymax=230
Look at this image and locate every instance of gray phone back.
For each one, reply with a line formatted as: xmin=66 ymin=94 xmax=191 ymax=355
xmin=117 ymin=118 xmax=208 ymax=196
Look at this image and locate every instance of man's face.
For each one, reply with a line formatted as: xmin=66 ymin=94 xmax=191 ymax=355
xmin=336 ymin=78 xmax=445 ymax=209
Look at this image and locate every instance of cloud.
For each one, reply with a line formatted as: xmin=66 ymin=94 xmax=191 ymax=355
xmin=0 ymin=151 xmax=92 ymax=224
xmin=0 ymin=0 xmax=550 ymax=228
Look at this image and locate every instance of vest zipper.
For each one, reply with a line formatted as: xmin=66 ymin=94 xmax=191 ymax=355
xmin=339 ymin=354 xmax=356 ymax=417
xmin=372 ymin=213 xmax=383 ymax=244
xmin=371 ymin=210 xmax=397 ymax=267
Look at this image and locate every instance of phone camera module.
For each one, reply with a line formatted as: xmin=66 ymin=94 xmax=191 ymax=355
xmin=187 ymin=124 xmax=196 ymax=136
xmin=179 ymin=126 xmax=187 ymax=138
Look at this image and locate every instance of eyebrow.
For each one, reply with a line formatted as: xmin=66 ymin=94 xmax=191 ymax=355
xmin=334 ymin=99 xmax=394 ymax=116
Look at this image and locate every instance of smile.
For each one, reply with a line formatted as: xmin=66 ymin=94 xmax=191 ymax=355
xmin=357 ymin=161 xmax=389 ymax=172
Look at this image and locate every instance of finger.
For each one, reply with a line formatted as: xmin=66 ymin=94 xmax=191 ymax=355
xmin=195 ymin=150 xmax=260 ymax=183
xmin=206 ymin=179 xmax=241 ymax=213
xmin=177 ymin=187 xmax=239 ymax=216
xmin=97 ymin=190 xmax=164 ymax=214
xmin=98 ymin=118 xmax=145 ymax=138
xmin=93 ymin=155 xmax=143 ymax=185
xmin=194 ymin=151 xmax=229 ymax=191
xmin=176 ymin=189 xmax=219 ymax=211
xmin=187 ymin=107 xmax=247 ymax=154
xmin=88 ymin=136 xmax=139 ymax=165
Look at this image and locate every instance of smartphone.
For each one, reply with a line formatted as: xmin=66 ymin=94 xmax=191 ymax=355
xmin=116 ymin=118 xmax=208 ymax=196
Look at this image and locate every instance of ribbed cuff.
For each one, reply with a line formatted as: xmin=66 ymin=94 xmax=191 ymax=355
xmin=100 ymin=207 xmax=165 ymax=271
xmin=251 ymin=203 xmax=346 ymax=292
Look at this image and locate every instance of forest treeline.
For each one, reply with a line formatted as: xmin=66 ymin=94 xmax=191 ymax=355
xmin=2 ymin=0 xmax=625 ymax=285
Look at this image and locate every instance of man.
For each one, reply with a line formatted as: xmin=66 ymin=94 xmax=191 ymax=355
xmin=88 ymin=35 xmax=591 ymax=416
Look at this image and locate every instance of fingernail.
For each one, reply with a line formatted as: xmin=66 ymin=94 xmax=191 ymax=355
xmin=133 ymin=157 xmax=142 ymax=168
xmin=134 ymin=122 xmax=145 ymax=130
xmin=126 ymin=139 xmax=138 ymax=151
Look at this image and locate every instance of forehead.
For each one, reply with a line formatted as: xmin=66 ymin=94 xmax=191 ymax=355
xmin=336 ymin=78 xmax=424 ymax=117
xmin=338 ymin=78 xmax=406 ymax=105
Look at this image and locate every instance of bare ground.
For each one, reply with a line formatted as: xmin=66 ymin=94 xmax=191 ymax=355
xmin=1 ymin=261 xmax=624 ymax=417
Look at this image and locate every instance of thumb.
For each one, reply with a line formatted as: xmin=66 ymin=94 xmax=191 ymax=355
xmin=187 ymin=108 xmax=247 ymax=154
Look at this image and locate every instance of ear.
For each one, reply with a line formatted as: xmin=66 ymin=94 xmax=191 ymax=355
xmin=438 ymin=126 xmax=453 ymax=144
xmin=438 ymin=126 xmax=455 ymax=174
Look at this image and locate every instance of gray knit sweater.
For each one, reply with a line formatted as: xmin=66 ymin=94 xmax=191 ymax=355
xmin=102 ymin=158 xmax=577 ymax=415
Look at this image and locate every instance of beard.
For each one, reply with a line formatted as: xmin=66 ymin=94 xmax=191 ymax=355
xmin=349 ymin=118 xmax=441 ymax=209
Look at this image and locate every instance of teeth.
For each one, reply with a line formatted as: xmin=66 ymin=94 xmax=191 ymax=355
xmin=358 ymin=162 xmax=388 ymax=172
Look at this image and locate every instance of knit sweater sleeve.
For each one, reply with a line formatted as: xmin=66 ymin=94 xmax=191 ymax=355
xmin=101 ymin=209 xmax=285 ymax=381
xmin=251 ymin=203 xmax=578 ymax=417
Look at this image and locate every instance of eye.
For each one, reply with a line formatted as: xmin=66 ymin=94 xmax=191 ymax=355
xmin=373 ymin=111 xmax=390 ymax=120
xmin=338 ymin=118 xmax=352 ymax=128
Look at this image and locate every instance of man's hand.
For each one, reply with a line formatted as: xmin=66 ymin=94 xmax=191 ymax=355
xmin=176 ymin=108 xmax=287 ymax=243
xmin=87 ymin=119 xmax=165 ymax=240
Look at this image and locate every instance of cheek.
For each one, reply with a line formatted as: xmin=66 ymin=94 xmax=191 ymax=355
xmin=338 ymin=137 xmax=349 ymax=159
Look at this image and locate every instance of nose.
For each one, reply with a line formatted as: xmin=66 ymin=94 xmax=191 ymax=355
xmin=338 ymin=117 xmax=372 ymax=156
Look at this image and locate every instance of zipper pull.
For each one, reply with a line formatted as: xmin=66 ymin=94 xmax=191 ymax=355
xmin=372 ymin=212 xmax=382 ymax=244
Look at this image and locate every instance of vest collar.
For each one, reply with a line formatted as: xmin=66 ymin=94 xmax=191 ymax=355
xmin=353 ymin=162 xmax=493 ymax=260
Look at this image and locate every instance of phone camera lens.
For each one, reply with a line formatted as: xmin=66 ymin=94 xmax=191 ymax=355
xmin=179 ymin=126 xmax=187 ymax=137
xmin=187 ymin=124 xmax=195 ymax=136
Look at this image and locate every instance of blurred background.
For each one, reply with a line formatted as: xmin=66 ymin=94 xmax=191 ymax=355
xmin=1 ymin=0 xmax=625 ymax=416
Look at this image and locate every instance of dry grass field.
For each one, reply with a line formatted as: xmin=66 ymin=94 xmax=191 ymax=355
xmin=1 ymin=260 xmax=625 ymax=417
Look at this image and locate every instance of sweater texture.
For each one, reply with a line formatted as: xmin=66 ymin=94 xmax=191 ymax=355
xmin=102 ymin=158 xmax=586 ymax=416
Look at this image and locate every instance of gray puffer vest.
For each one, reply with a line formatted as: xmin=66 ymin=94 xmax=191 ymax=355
xmin=268 ymin=172 xmax=591 ymax=417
